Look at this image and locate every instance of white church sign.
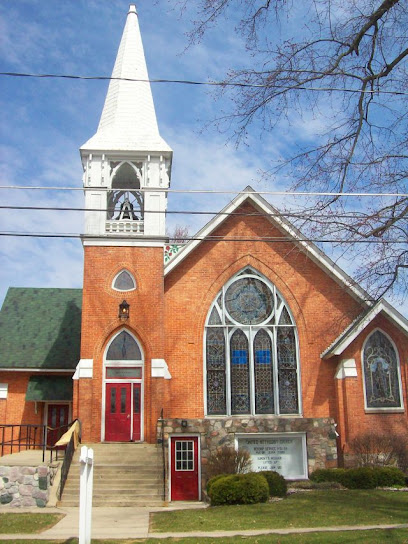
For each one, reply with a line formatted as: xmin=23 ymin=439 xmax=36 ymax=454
xmin=237 ymin=433 xmax=308 ymax=479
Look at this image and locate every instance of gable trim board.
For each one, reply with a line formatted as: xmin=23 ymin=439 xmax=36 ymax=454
xmin=164 ymin=187 xmax=372 ymax=306
xmin=322 ymin=299 xmax=408 ymax=358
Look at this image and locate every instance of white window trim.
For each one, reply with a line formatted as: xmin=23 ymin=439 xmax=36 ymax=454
xmin=361 ymin=328 xmax=405 ymax=413
xmin=0 ymin=383 xmax=8 ymax=399
xmin=112 ymin=269 xmax=137 ymax=292
xmin=101 ymin=328 xmax=144 ymax=442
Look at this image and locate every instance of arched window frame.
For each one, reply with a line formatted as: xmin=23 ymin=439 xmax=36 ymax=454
xmin=361 ymin=328 xmax=404 ymax=412
xmin=112 ymin=269 xmax=137 ymax=292
xmin=102 ymin=328 xmax=145 ymax=441
xmin=204 ymin=267 xmax=302 ymax=417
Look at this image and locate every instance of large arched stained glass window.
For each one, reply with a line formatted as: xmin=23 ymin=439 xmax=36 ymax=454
xmin=362 ymin=330 xmax=403 ymax=410
xmin=205 ymin=268 xmax=301 ymax=416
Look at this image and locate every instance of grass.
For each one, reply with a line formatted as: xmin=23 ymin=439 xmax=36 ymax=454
xmin=151 ymin=490 xmax=408 ymax=532
xmin=0 ymin=513 xmax=64 ymax=534
xmin=3 ymin=530 xmax=408 ymax=543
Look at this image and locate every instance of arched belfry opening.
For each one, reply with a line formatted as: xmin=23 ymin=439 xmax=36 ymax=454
xmin=107 ymin=161 xmax=144 ymax=221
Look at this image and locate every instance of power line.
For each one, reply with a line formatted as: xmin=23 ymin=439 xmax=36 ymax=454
xmin=0 ymin=204 xmax=398 ymax=220
xmin=1 ymin=186 xmax=407 ymax=198
xmin=0 ymin=232 xmax=405 ymax=243
xmin=1 ymin=72 xmax=408 ymax=96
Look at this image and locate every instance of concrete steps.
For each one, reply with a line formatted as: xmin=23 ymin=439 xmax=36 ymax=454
xmin=58 ymin=443 xmax=165 ymax=507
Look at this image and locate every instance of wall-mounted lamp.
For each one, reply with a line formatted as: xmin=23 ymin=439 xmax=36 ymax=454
xmin=181 ymin=419 xmax=188 ymax=428
xmin=119 ymin=300 xmax=130 ymax=320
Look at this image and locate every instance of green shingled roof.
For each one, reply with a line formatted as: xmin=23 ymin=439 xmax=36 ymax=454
xmin=0 ymin=288 xmax=82 ymax=370
xmin=26 ymin=376 xmax=73 ymax=401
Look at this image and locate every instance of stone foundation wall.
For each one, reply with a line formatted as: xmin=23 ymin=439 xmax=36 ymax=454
xmin=158 ymin=417 xmax=338 ymax=499
xmin=0 ymin=464 xmax=58 ymax=507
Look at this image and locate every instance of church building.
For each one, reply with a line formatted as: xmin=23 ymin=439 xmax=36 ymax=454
xmin=0 ymin=5 xmax=407 ymax=502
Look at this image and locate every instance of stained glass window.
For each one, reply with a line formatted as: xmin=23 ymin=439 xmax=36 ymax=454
xmin=254 ymin=330 xmax=274 ymax=414
xmin=206 ymin=328 xmax=226 ymax=414
xmin=363 ymin=330 xmax=402 ymax=409
xmin=113 ymin=270 xmax=136 ymax=291
xmin=205 ymin=268 xmax=300 ymax=416
xmin=230 ymin=330 xmax=250 ymax=414
xmin=106 ymin=331 xmax=142 ymax=361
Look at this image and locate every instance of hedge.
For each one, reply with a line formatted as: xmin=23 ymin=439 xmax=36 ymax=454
xmin=208 ymin=472 xmax=269 ymax=506
xmin=259 ymin=470 xmax=287 ymax=497
xmin=310 ymin=466 xmax=405 ymax=489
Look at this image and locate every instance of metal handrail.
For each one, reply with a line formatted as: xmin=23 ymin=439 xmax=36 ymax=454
xmin=158 ymin=408 xmax=166 ymax=501
xmin=57 ymin=419 xmax=81 ymax=501
xmin=0 ymin=424 xmax=47 ymax=462
xmin=0 ymin=421 xmax=79 ymax=463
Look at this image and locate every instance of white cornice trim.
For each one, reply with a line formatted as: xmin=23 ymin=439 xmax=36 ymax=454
xmin=322 ymin=299 xmax=408 ymax=359
xmin=82 ymin=237 xmax=166 ymax=248
xmin=164 ymin=186 xmax=370 ymax=304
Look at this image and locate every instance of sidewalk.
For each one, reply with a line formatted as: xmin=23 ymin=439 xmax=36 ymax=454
xmin=0 ymin=505 xmax=407 ymax=540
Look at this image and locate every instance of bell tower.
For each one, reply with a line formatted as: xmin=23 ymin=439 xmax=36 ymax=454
xmin=80 ymin=4 xmax=172 ymax=239
xmin=75 ymin=4 xmax=171 ymax=444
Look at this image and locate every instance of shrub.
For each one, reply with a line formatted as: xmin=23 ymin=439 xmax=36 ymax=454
xmin=206 ymin=446 xmax=251 ymax=479
xmin=259 ymin=470 xmax=287 ymax=497
xmin=310 ymin=468 xmax=346 ymax=484
xmin=342 ymin=467 xmax=377 ymax=489
xmin=208 ymin=472 xmax=269 ymax=506
xmin=207 ymin=474 xmax=228 ymax=496
xmin=371 ymin=466 xmax=406 ymax=487
xmin=310 ymin=466 xmax=406 ymax=489
xmin=350 ymin=431 xmax=408 ymax=473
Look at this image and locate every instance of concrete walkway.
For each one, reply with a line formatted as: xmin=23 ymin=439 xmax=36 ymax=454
xmin=0 ymin=505 xmax=407 ymax=540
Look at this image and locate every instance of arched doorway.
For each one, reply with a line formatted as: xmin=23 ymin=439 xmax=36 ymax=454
xmin=103 ymin=329 xmax=144 ymax=442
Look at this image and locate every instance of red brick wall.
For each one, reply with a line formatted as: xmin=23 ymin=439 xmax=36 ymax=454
xmin=163 ymin=202 xmax=407 ymax=447
xmin=76 ymin=245 xmax=165 ymax=443
xmin=334 ymin=313 xmax=408 ymax=454
xmin=0 ymin=372 xmax=44 ymax=455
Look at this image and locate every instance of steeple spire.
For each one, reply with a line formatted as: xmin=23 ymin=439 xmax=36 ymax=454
xmin=81 ymin=4 xmax=171 ymax=153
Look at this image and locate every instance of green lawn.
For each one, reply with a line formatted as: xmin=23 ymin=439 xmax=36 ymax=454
xmin=0 ymin=513 xmax=64 ymax=534
xmin=4 ymin=530 xmax=408 ymax=544
xmin=151 ymin=490 xmax=408 ymax=532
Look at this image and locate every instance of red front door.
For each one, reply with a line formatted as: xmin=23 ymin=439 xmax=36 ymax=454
xmin=47 ymin=404 xmax=69 ymax=447
xmin=171 ymin=436 xmax=199 ymax=500
xmin=105 ymin=383 xmax=141 ymax=442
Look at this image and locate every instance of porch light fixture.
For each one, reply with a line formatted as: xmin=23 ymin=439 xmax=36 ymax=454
xmin=181 ymin=419 xmax=188 ymax=428
xmin=119 ymin=300 xmax=130 ymax=320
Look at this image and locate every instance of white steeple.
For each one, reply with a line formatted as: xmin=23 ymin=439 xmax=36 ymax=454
xmin=81 ymin=4 xmax=171 ymax=153
xmin=80 ymin=4 xmax=172 ymax=242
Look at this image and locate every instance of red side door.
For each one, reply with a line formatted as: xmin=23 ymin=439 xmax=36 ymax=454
xmin=47 ymin=404 xmax=69 ymax=447
xmin=105 ymin=383 xmax=131 ymax=441
xmin=171 ymin=436 xmax=199 ymax=500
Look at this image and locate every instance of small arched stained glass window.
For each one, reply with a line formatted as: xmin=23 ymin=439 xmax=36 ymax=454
xmin=113 ymin=270 xmax=136 ymax=291
xmin=106 ymin=331 xmax=142 ymax=360
xmin=363 ymin=330 xmax=403 ymax=409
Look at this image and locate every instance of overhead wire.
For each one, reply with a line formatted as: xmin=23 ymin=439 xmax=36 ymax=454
xmin=1 ymin=72 xmax=408 ymax=96
xmin=1 ymin=186 xmax=407 ymax=197
xmin=0 ymin=232 xmax=405 ymax=243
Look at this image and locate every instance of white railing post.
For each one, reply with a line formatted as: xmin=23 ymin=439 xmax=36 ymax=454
xmin=79 ymin=446 xmax=94 ymax=544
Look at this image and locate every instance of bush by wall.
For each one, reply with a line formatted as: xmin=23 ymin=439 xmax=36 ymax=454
xmin=206 ymin=446 xmax=252 ymax=479
xmin=310 ymin=466 xmax=405 ymax=489
xmin=208 ymin=472 xmax=269 ymax=506
xmin=259 ymin=470 xmax=287 ymax=497
xmin=350 ymin=431 xmax=408 ymax=473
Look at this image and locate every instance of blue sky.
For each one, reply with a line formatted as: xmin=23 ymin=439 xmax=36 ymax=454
xmin=1 ymin=0 xmax=407 ymax=317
